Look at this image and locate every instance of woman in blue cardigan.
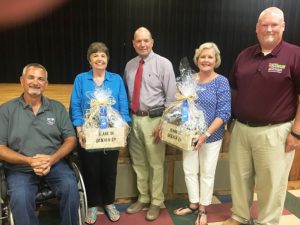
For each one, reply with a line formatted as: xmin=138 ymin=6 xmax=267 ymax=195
xmin=70 ymin=42 xmax=131 ymax=224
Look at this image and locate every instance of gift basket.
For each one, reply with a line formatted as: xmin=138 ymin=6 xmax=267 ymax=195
xmin=161 ymin=58 xmax=207 ymax=151
xmin=82 ymin=87 xmax=130 ymax=150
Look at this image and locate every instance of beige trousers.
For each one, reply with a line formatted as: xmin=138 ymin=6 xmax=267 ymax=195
xmin=229 ymin=121 xmax=295 ymax=225
xmin=129 ymin=115 xmax=166 ymax=206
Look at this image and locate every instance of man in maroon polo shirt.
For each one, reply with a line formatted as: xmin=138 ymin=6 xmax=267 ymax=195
xmin=223 ymin=7 xmax=300 ymax=225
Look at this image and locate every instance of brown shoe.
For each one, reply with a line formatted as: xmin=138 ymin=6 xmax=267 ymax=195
xmin=126 ymin=201 xmax=149 ymax=214
xmin=145 ymin=204 xmax=160 ymax=221
xmin=223 ymin=218 xmax=245 ymax=225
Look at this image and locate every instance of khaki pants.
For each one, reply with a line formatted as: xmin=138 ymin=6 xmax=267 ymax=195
xmin=129 ymin=115 xmax=165 ymax=206
xmin=229 ymin=121 xmax=295 ymax=225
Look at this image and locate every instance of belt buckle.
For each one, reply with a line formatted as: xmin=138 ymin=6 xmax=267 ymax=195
xmin=134 ymin=110 xmax=148 ymax=116
xmin=141 ymin=111 xmax=148 ymax=116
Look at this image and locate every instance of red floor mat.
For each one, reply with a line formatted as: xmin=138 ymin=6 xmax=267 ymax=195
xmin=93 ymin=208 xmax=174 ymax=225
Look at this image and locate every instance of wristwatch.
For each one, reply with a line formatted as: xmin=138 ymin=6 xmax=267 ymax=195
xmin=291 ymin=131 xmax=300 ymax=140
xmin=204 ymin=131 xmax=211 ymax=138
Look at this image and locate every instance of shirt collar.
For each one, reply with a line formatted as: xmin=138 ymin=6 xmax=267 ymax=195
xmin=254 ymin=41 xmax=283 ymax=57
xmin=269 ymin=40 xmax=283 ymax=56
xmin=104 ymin=71 xmax=113 ymax=81
xmin=87 ymin=69 xmax=112 ymax=81
xmin=18 ymin=94 xmax=50 ymax=112
xmin=138 ymin=50 xmax=154 ymax=63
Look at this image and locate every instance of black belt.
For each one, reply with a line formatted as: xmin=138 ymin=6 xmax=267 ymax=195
xmin=132 ymin=110 xmax=149 ymax=116
xmin=237 ymin=119 xmax=282 ymax=127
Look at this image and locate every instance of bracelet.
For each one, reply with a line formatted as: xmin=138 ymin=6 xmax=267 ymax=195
xmin=291 ymin=131 xmax=300 ymax=140
xmin=204 ymin=131 xmax=211 ymax=138
xmin=77 ymin=130 xmax=83 ymax=137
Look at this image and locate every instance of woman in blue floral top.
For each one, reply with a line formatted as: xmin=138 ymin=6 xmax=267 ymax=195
xmin=174 ymin=42 xmax=231 ymax=225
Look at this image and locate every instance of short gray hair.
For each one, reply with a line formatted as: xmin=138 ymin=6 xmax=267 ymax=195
xmin=258 ymin=7 xmax=284 ymax=23
xmin=22 ymin=63 xmax=48 ymax=80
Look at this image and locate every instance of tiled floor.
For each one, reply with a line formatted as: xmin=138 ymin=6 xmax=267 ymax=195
xmin=165 ymin=190 xmax=300 ymax=225
xmin=4 ymin=190 xmax=299 ymax=225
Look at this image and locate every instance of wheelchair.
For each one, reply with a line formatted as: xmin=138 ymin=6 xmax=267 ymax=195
xmin=0 ymin=159 xmax=87 ymax=225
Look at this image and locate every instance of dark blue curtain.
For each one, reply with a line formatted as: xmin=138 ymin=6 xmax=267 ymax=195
xmin=0 ymin=0 xmax=300 ymax=83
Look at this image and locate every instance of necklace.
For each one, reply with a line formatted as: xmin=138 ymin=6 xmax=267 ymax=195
xmin=93 ymin=76 xmax=104 ymax=86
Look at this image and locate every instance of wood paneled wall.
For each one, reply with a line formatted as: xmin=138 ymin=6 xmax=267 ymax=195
xmin=0 ymin=83 xmax=72 ymax=109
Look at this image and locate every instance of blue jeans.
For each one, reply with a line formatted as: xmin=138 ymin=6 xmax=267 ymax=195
xmin=5 ymin=160 xmax=80 ymax=225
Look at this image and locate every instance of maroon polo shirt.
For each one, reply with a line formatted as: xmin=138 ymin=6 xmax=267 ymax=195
xmin=230 ymin=41 xmax=300 ymax=123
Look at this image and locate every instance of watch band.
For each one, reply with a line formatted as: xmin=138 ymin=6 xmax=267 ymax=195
xmin=291 ymin=131 xmax=300 ymax=140
xmin=204 ymin=131 xmax=211 ymax=138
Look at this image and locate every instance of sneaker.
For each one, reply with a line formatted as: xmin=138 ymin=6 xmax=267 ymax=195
xmin=126 ymin=201 xmax=149 ymax=214
xmin=145 ymin=204 xmax=160 ymax=221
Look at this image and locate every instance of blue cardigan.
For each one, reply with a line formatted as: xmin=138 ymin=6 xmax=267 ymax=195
xmin=70 ymin=69 xmax=131 ymax=127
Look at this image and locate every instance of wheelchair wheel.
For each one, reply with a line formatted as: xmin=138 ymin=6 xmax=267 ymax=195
xmin=0 ymin=200 xmax=13 ymax=225
xmin=1 ymin=161 xmax=87 ymax=225
xmin=71 ymin=162 xmax=87 ymax=225
xmin=7 ymin=207 xmax=14 ymax=225
xmin=0 ymin=195 xmax=13 ymax=225
xmin=0 ymin=199 xmax=2 ymax=225
xmin=0 ymin=164 xmax=12 ymax=225
xmin=0 ymin=164 xmax=4 ymax=225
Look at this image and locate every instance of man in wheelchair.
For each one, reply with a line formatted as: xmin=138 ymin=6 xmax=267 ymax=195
xmin=0 ymin=63 xmax=80 ymax=225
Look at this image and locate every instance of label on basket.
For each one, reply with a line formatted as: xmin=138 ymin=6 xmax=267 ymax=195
xmin=83 ymin=127 xmax=127 ymax=150
xmin=161 ymin=123 xmax=198 ymax=151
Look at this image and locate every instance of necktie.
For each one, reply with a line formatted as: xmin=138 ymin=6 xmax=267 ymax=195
xmin=131 ymin=59 xmax=144 ymax=112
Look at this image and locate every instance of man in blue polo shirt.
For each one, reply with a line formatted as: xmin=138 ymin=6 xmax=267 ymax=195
xmin=224 ymin=7 xmax=300 ymax=225
xmin=0 ymin=63 xmax=80 ymax=225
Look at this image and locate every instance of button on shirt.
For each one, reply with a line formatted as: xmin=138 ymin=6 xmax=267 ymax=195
xmin=124 ymin=51 xmax=177 ymax=111
xmin=0 ymin=95 xmax=76 ymax=171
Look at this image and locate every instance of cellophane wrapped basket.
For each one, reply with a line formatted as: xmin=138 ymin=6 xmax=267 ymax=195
xmin=161 ymin=59 xmax=207 ymax=151
xmin=82 ymin=87 xmax=129 ymax=150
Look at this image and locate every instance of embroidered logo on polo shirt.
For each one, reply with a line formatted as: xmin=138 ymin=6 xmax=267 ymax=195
xmin=268 ymin=63 xmax=286 ymax=73
xmin=46 ymin=117 xmax=55 ymax=125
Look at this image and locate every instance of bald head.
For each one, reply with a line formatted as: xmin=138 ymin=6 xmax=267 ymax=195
xmin=132 ymin=27 xmax=154 ymax=58
xmin=258 ymin=7 xmax=284 ymax=23
xmin=133 ymin=27 xmax=153 ymax=40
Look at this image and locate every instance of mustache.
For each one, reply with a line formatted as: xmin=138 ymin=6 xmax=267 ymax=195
xmin=29 ymin=84 xmax=41 ymax=88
